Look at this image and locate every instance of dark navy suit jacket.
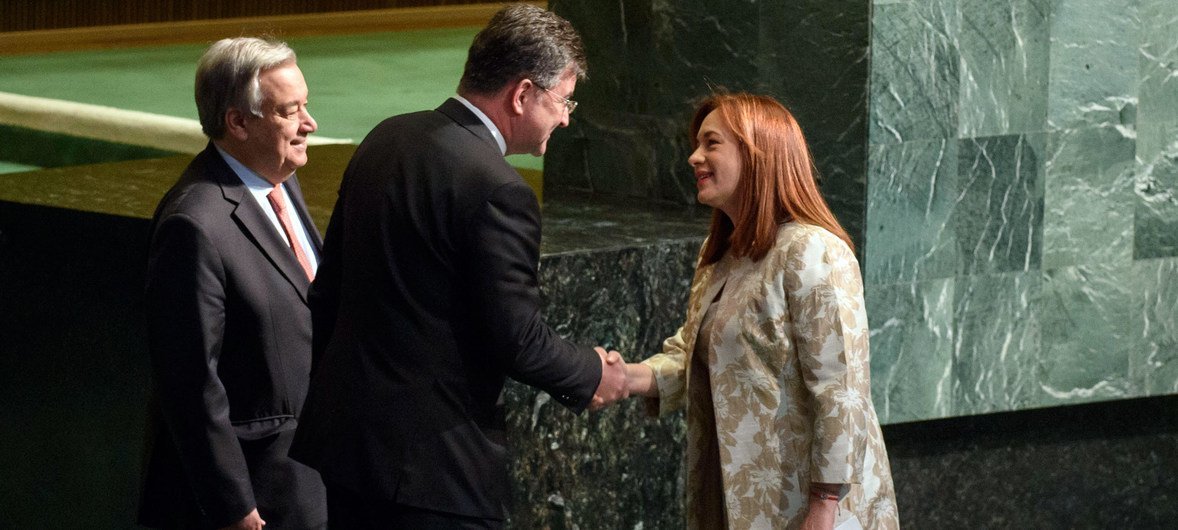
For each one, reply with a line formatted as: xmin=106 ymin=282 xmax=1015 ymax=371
xmin=290 ymin=99 xmax=601 ymax=520
xmin=139 ymin=144 xmax=326 ymax=529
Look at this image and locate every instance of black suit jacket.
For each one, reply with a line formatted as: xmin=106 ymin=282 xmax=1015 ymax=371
xmin=290 ymin=99 xmax=601 ymax=520
xmin=138 ymin=144 xmax=326 ymax=529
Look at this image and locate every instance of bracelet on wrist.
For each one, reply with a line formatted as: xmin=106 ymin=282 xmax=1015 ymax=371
xmin=809 ymin=490 xmax=840 ymax=502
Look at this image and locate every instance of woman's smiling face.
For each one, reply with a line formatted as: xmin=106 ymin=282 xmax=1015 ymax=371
xmin=689 ymin=109 xmax=743 ymax=218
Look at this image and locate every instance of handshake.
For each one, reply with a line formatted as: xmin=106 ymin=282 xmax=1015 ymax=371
xmin=588 ymin=346 xmax=655 ymax=411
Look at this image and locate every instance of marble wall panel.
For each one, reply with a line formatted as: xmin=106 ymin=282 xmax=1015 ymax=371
xmin=758 ymin=0 xmax=871 ymax=148
xmin=957 ymin=0 xmax=1050 ymax=138
xmin=648 ymin=0 xmax=761 ymax=107
xmin=1036 ymin=265 xmax=1137 ymax=406
xmin=954 ymin=133 xmax=1045 ymax=275
xmin=866 ymin=278 xmax=956 ymax=423
xmin=869 ymin=0 xmax=959 ymax=144
xmin=866 ymin=139 xmax=958 ymax=285
xmin=950 ymin=271 xmax=1042 ymax=416
xmin=1042 ymin=126 xmax=1136 ymax=269
xmin=545 ymin=111 xmax=693 ymax=204
xmin=1137 ymin=0 xmax=1178 ymax=128
xmin=1135 ymin=121 xmax=1178 ymax=259
xmin=1046 ymin=0 xmax=1140 ymax=131
xmin=1133 ymin=258 xmax=1178 ymax=396
xmin=550 ymin=0 xmax=1178 ymax=430
xmin=505 ymin=240 xmax=700 ymax=529
xmin=813 ymin=140 xmax=869 ymax=251
xmin=548 ymin=0 xmax=871 ymax=211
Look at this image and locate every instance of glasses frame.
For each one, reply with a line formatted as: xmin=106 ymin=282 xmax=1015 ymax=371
xmin=534 ymin=82 xmax=578 ymax=115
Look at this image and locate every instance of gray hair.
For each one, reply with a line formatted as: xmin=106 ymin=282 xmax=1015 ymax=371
xmin=458 ymin=3 xmax=587 ymax=96
xmin=195 ymin=37 xmax=296 ymax=139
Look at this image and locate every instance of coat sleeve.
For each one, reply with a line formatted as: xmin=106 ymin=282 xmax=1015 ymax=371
xmin=640 ymin=326 xmax=690 ymax=416
xmin=784 ymin=229 xmax=872 ymax=485
xmin=465 ymin=181 xmax=601 ymax=412
xmin=145 ymin=213 xmax=255 ymax=526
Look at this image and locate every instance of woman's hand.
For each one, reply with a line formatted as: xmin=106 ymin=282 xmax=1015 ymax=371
xmin=801 ymin=484 xmax=842 ymax=530
xmin=800 ymin=497 xmax=837 ymax=530
xmin=625 ymin=362 xmax=658 ymax=398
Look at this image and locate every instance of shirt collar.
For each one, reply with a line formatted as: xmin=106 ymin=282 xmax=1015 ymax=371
xmin=214 ymin=143 xmax=281 ymax=193
xmin=453 ymin=94 xmax=507 ymax=155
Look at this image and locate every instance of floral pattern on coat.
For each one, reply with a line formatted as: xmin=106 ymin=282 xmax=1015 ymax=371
xmin=643 ymin=223 xmax=899 ymax=529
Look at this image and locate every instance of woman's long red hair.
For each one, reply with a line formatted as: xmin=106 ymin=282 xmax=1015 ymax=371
xmin=693 ymin=93 xmax=853 ymax=265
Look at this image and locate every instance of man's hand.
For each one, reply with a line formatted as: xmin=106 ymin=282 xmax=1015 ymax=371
xmin=219 ymin=508 xmax=265 ymax=530
xmin=589 ymin=346 xmax=628 ymax=411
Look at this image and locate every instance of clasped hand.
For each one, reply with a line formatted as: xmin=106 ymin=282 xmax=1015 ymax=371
xmin=589 ymin=346 xmax=628 ymax=411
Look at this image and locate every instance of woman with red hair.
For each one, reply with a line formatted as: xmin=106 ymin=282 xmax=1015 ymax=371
xmin=625 ymin=93 xmax=898 ymax=529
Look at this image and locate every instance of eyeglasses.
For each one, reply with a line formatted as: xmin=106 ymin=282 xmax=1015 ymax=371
xmin=535 ymin=83 xmax=578 ymax=115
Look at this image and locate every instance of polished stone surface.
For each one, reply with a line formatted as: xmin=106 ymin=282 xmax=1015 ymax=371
xmin=886 ymin=395 xmax=1178 ymax=528
xmin=869 ymin=0 xmax=958 ymax=144
xmin=1139 ymin=0 xmax=1178 ymax=128
xmin=950 ymin=271 xmax=1042 ymax=416
xmin=865 ymin=139 xmax=958 ymax=285
xmin=954 ymin=133 xmax=1045 ymax=275
xmin=548 ymin=0 xmax=871 ymax=246
xmin=866 ymin=278 xmax=955 ymax=423
xmin=1038 ymin=265 xmax=1137 ymax=405
xmin=1042 ymin=126 xmax=1136 ymax=269
xmin=957 ymin=0 xmax=1050 ymax=138
xmin=1046 ymin=0 xmax=1139 ymax=131
xmin=507 ymin=241 xmax=699 ymax=529
xmin=1135 ymin=258 xmax=1178 ymax=396
xmin=865 ymin=0 xmax=1178 ymax=425
xmin=1135 ymin=121 xmax=1178 ymax=260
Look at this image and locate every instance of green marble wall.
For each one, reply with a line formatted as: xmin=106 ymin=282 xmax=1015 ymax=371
xmin=550 ymin=0 xmax=1178 ymax=425
xmin=547 ymin=0 xmax=871 ymax=246
xmin=866 ymin=0 xmax=1178 ymax=423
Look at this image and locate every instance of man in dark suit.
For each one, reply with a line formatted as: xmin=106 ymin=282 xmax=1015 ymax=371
xmin=139 ymin=37 xmax=327 ymax=530
xmin=289 ymin=4 xmax=628 ymax=528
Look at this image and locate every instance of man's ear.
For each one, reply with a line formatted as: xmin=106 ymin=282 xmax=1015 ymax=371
xmin=224 ymin=108 xmax=250 ymax=142
xmin=508 ymin=78 xmax=534 ymax=116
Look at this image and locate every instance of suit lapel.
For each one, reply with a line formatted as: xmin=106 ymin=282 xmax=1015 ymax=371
xmin=211 ymin=149 xmax=312 ymax=303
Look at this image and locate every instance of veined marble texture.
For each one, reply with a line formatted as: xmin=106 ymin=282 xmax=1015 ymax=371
xmin=867 ymin=0 xmax=1178 ymax=423
xmin=548 ymin=0 xmax=871 ymax=216
xmin=505 ymin=240 xmax=700 ymax=529
xmin=1135 ymin=120 xmax=1178 ymax=259
xmin=542 ymin=0 xmax=1178 ymax=427
xmin=1042 ymin=126 xmax=1136 ymax=269
xmin=1139 ymin=0 xmax=1178 ymax=128
xmin=1037 ymin=264 xmax=1136 ymax=406
xmin=866 ymin=139 xmax=958 ymax=285
xmin=870 ymin=0 xmax=959 ymax=144
xmin=866 ymin=278 xmax=956 ymax=423
xmin=1046 ymin=0 xmax=1140 ymax=131
xmin=957 ymin=0 xmax=1051 ymax=138
xmin=949 ymin=271 xmax=1043 ymax=416
xmin=955 ymin=133 xmax=1045 ymax=275
xmin=1135 ymin=258 xmax=1178 ymax=396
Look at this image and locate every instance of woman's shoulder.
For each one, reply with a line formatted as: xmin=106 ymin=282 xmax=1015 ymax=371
xmin=774 ymin=222 xmax=853 ymax=258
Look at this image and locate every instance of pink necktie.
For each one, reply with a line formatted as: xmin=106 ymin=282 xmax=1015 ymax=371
xmin=267 ymin=186 xmax=315 ymax=281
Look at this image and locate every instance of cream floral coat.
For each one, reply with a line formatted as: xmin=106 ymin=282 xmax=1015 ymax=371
xmin=643 ymin=223 xmax=899 ymax=529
